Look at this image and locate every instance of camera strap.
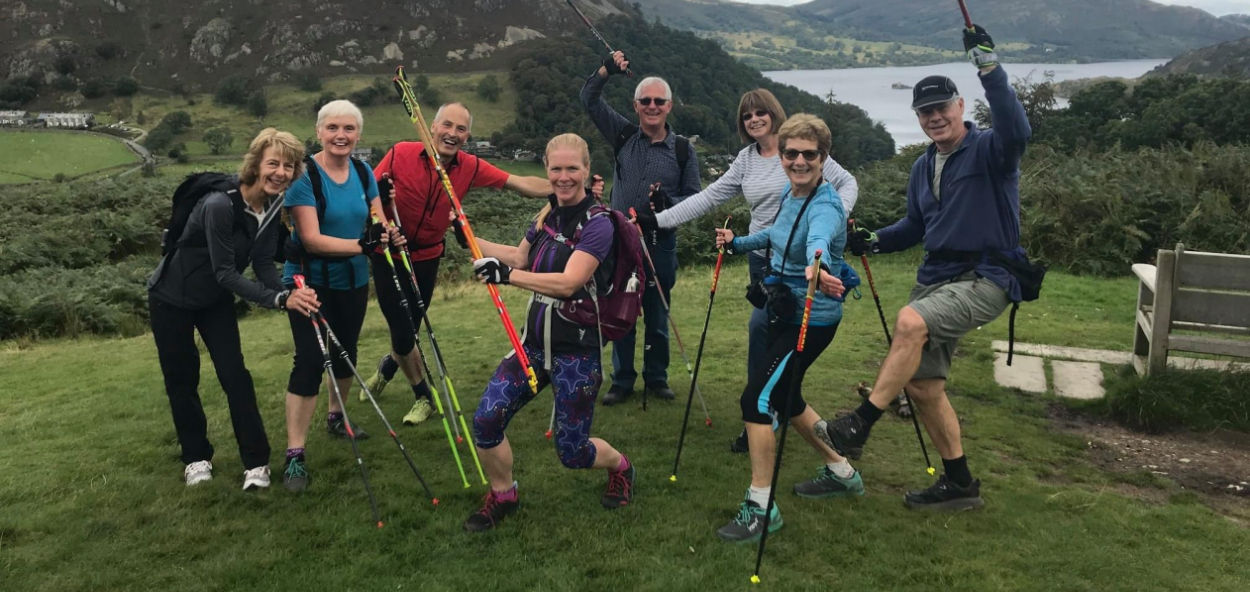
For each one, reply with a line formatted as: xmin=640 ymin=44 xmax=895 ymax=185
xmin=774 ymin=181 xmax=820 ymax=279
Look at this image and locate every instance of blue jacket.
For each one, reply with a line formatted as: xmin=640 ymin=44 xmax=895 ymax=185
xmin=875 ymin=66 xmax=1032 ymax=301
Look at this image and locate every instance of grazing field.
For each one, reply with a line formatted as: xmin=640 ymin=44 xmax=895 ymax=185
xmin=0 ymin=130 xmax=139 ymax=183
xmin=2 ymin=255 xmax=1247 ymax=591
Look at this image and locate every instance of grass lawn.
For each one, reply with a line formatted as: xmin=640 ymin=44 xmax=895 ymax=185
xmin=0 ymin=129 xmax=138 ymax=183
xmin=1 ymin=255 xmax=1247 ymax=591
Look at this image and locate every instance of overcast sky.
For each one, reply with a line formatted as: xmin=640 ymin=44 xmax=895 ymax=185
xmin=732 ymin=0 xmax=1246 ymax=17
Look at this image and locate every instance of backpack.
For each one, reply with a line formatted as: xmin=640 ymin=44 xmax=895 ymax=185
xmin=612 ymin=123 xmax=690 ymax=179
xmin=544 ymin=203 xmax=646 ymax=342
xmin=161 ymin=173 xmax=243 ymax=256
xmin=278 ymin=155 xmax=372 ymax=264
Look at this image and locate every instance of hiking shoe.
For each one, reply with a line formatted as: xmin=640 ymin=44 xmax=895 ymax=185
xmin=601 ymin=385 xmax=632 ymax=406
xmin=242 ymin=465 xmax=271 ymax=491
xmin=729 ymin=429 xmax=750 ymax=454
xmin=644 ymin=382 xmax=676 ymax=401
xmin=716 ymin=498 xmax=782 ymax=543
xmin=463 ymin=490 xmax=520 ymax=532
xmin=283 ymin=456 xmax=309 ymax=492
xmin=904 ymin=475 xmax=984 ymax=511
xmin=601 ymin=463 xmax=636 ymax=509
xmin=327 ymin=415 xmax=369 ymax=439
xmin=793 ymin=467 xmax=865 ymax=499
xmin=817 ymin=413 xmax=868 ymax=460
xmin=402 ymin=399 xmax=434 ymax=426
xmin=184 ymin=460 xmax=213 ymax=486
xmin=361 ymin=354 xmax=392 ymax=402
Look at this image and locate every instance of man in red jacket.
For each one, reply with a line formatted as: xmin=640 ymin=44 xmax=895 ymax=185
xmin=367 ymin=102 xmax=551 ymax=425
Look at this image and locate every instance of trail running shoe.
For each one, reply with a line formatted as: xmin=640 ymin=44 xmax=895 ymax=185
xmin=793 ymin=467 xmax=865 ymax=499
xmin=463 ymin=490 xmax=520 ymax=532
xmin=283 ymin=456 xmax=309 ymax=493
xmin=327 ymin=415 xmax=369 ymax=439
xmin=601 ymin=385 xmax=632 ymax=406
xmin=644 ymin=382 xmax=676 ymax=401
xmin=904 ymin=475 xmax=984 ymax=511
xmin=184 ymin=460 xmax=213 ymax=486
xmin=601 ymin=463 xmax=636 ymax=509
xmin=716 ymin=498 xmax=782 ymax=543
xmin=402 ymin=399 xmax=434 ymax=425
xmin=242 ymin=465 xmax=271 ymax=491
xmin=817 ymin=413 xmax=868 ymax=460
xmin=361 ymin=354 xmax=392 ymax=402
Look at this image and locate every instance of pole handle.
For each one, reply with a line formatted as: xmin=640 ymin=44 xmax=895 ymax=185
xmin=294 ymin=274 xmax=306 ymax=289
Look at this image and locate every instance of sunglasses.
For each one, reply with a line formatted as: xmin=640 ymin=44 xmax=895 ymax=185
xmin=781 ymin=149 xmax=822 ymax=162
xmin=914 ymin=100 xmax=956 ymax=116
xmin=636 ymin=97 xmax=669 ymax=107
xmin=741 ymin=109 xmax=770 ymax=121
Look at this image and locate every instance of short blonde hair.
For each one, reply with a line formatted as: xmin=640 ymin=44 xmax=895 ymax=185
xmin=535 ymin=133 xmax=592 ymax=229
xmin=315 ymin=99 xmax=363 ymax=132
xmin=238 ymin=128 xmax=305 ymax=186
xmin=777 ymin=113 xmax=832 ymax=156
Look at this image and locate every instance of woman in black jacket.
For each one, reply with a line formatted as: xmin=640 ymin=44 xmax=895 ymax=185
xmin=147 ymin=128 xmax=319 ymax=490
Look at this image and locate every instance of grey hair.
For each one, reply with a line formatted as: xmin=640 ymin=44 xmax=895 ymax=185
xmin=433 ymin=102 xmax=473 ymax=131
xmin=633 ymin=76 xmax=672 ymax=101
xmin=315 ymin=99 xmax=364 ymax=133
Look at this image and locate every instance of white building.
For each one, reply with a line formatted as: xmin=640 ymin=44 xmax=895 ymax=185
xmin=37 ymin=112 xmax=95 ymax=129
xmin=0 ymin=110 xmax=31 ymax=126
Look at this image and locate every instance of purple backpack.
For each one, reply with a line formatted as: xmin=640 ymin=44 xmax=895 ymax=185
xmin=544 ymin=204 xmax=646 ymax=341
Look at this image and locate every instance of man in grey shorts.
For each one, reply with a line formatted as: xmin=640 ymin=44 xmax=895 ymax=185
xmin=817 ymin=22 xmax=1032 ymax=510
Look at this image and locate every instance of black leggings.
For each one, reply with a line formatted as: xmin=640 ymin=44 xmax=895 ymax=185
xmin=371 ymin=252 xmax=439 ymax=356
xmin=286 ymin=284 xmax=369 ymax=397
xmin=149 ymin=293 xmax=269 ymax=469
xmin=740 ymin=322 xmax=838 ymax=425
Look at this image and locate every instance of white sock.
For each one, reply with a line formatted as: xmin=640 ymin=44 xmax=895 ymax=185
xmin=826 ymin=459 xmax=855 ymax=479
xmin=747 ymin=485 xmax=771 ymax=507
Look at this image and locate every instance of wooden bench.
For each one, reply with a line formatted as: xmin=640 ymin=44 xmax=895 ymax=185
xmin=1132 ymin=243 xmax=1250 ymax=375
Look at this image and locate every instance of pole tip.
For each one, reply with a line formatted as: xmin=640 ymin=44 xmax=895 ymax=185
xmin=669 ymin=475 xmax=677 ymax=482
xmin=750 ymin=575 xmax=761 ymax=584
xmin=432 ymin=498 xmax=440 ymax=506
xmin=544 ymin=430 xmax=553 ymax=440
xmin=705 ymin=418 xmax=713 ymax=427
xmin=927 ymin=466 xmax=936 ymax=475
xmin=456 ymin=436 xmax=464 ymax=443
xmin=376 ymin=521 xmax=385 ymax=529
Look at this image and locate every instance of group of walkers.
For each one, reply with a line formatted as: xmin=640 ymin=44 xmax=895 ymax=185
xmin=147 ymin=22 xmax=1036 ymax=539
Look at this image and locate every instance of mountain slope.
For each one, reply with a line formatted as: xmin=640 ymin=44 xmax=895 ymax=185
xmin=1147 ymin=35 xmax=1250 ymax=78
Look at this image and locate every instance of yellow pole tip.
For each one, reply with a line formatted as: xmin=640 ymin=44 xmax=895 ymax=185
xmin=927 ymin=467 xmax=936 ymax=475
xmin=750 ymin=575 xmax=761 ymax=584
xmin=669 ymin=475 xmax=677 ymax=482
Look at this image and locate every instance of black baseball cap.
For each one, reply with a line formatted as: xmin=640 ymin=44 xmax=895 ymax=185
xmin=911 ymin=75 xmax=959 ymax=110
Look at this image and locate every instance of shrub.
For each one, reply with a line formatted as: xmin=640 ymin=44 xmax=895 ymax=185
xmin=295 ymin=70 xmax=322 ymax=92
xmin=113 ymin=76 xmax=139 ymax=97
xmin=214 ymin=75 xmax=251 ymax=106
xmin=203 ymin=127 xmax=233 ymax=155
xmin=1102 ymin=366 xmax=1250 ymax=433
xmin=81 ymin=79 xmax=109 ymax=99
xmin=247 ymin=91 xmax=268 ymax=118
xmin=477 ymin=74 xmax=502 ymax=102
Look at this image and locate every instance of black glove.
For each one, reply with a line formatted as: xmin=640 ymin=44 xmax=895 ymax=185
xmin=634 ymin=206 xmax=658 ymax=235
xmin=359 ymin=222 xmax=384 ymax=254
xmin=377 ymin=175 xmax=393 ymax=207
xmin=602 ymin=54 xmax=627 ymax=76
xmin=451 ymin=217 xmax=470 ymax=249
xmin=962 ymin=24 xmax=998 ymax=68
xmin=847 ymin=228 xmax=879 ymax=257
xmin=473 ymin=257 xmax=511 ymax=284
xmin=648 ymin=185 xmax=672 ymax=213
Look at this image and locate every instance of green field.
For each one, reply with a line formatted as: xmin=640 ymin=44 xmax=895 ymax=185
xmin=0 ymin=129 xmax=139 ymax=183
xmin=2 ymin=255 xmax=1247 ymax=591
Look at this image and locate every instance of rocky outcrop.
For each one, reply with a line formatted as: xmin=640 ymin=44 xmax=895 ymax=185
xmin=189 ymin=18 xmax=231 ymax=66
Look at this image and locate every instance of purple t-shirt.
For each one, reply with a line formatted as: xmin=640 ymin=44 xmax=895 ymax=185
xmin=525 ymin=211 xmax=613 ymax=271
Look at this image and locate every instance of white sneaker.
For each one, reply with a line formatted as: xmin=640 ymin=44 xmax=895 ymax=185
xmin=184 ymin=460 xmax=213 ymax=486
xmin=242 ymin=465 xmax=271 ymax=491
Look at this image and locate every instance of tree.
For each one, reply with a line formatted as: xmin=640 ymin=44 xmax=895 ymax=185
xmin=312 ymin=92 xmax=335 ymax=114
xmin=203 ymin=127 xmax=233 ymax=155
xmin=113 ymin=76 xmax=139 ymax=97
xmin=54 ymin=55 xmax=77 ymax=76
xmin=162 ymin=111 xmax=192 ymax=135
xmin=295 ymin=70 xmax=322 ymax=92
xmin=214 ymin=75 xmax=250 ymax=106
xmin=81 ymin=79 xmax=108 ymax=99
xmin=247 ymin=91 xmax=268 ymax=118
xmin=477 ymin=74 xmax=502 ymax=102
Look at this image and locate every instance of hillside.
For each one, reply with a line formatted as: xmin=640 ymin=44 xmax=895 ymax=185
xmin=1147 ymin=35 xmax=1250 ymax=78
xmin=633 ymin=0 xmax=1250 ymax=67
xmin=1 ymin=0 xmax=627 ymax=99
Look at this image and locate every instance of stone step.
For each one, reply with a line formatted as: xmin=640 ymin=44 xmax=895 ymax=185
xmin=993 ymin=352 xmax=1046 ymax=393
xmin=1051 ymin=360 xmax=1105 ymax=400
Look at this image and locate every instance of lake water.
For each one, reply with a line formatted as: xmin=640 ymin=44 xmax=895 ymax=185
xmin=764 ymin=60 xmax=1167 ymax=148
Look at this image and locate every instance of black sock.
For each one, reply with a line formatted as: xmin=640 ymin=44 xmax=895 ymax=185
xmin=855 ymin=400 xmax=885 ymax=426
xmin=412 ymin=381 xmax=432 ymax=402
xmin=942 ymin=456 xmax=973 ymax=488
xmin=380 ymin=355 xmax=400 ymax=380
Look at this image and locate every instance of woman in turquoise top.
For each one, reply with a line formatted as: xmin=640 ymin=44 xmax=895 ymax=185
xmin=280 ymin=99 xmax=402 ymax=492
xmin=711 ymin=114 xmax=864 ymax=542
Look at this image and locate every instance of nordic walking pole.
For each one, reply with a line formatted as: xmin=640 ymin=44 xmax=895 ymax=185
xmin=380 ymin=187 xmax=487 ymax=483
xmin=371 ymin=211 xmax=472 ymax=488
xmin=630 ymin=208 xmax=714 ymax=425
xmin=957 ymin=0 xmax=975 ymax=30
xmin=669 ymin=216 xmax=731 ymax=483
xmin=566 ymin=0 xmax=633 ymax=77
xmin=310 ymin=297 xmax=439 ymax=506
xmin=293 ymin=275 xmax=383 ymax=527
xmin=750 ymin=250 xmax=821 ymax=584
xmin=391 ymin=67 xmax=540 ymax=397
xmin=850 ymin=220 xmax=935 ymax=476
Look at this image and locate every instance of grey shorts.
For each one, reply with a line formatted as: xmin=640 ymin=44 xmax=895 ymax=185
xmin=908 ymin=272 xmax=1010 ymax=380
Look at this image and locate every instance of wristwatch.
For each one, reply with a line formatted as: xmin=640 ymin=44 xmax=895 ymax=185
xmin=276 ymin=289 xmax=291 ymax=309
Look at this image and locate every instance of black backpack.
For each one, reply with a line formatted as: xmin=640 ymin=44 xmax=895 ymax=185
xmin=161 ymin=173 xmax=243 ymax=256
xmin=276 ymin=155 xmax=372 ymax=264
